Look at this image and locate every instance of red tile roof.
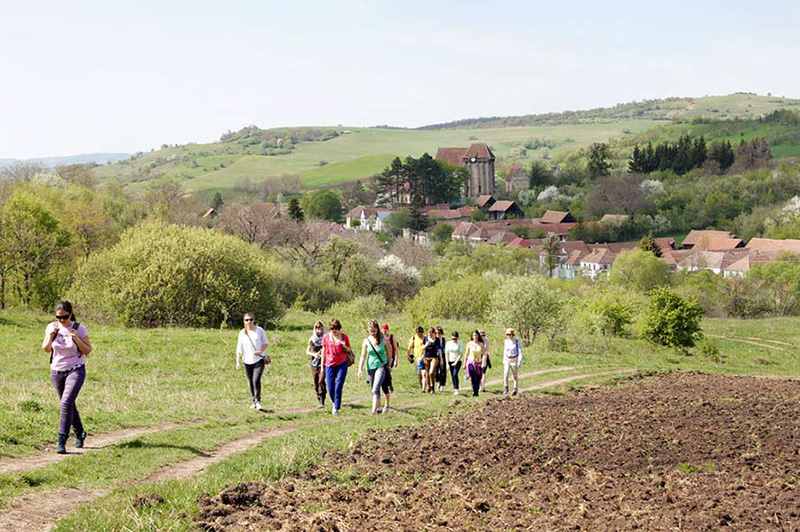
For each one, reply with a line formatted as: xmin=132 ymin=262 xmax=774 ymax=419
xmin=682 ymin=230 xmax=735 ymax=248
xmin=488 ymin=200 xmax=520 ymax=212
xmin=746 ymin=238 xmax=800 ymax=254
xmin=435 ymin=147 xmax=467 ymax=167
xmin=464 ymin=143 xmax=494 ymax=160
xmin=541 ymin=210 xmax=575 ymax=224
xmin=428 ymin=209 xmax=466 ymax=220
xmin=475 ymin=195 xmax=496 ymax=208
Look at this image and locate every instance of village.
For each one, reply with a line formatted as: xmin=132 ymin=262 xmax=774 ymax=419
xmin=341 ymin=142 xmax=800 ymax=280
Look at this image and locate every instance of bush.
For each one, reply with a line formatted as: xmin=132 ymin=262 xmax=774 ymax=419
xmin=404 ymin=275 xmax=497 ymax=324
xmin=489 ymin=275 xmax=565 ymax=345
xmin=582 ymin=287 xmax=636 ymax=336
xmin=696 ymin=337 xmax=725 ymax=363
xmin=608 ymin=249 xmax=671 ymax=292
xmin=640 ymin=287 xmax=703 ymax=349
xmin=327 ymin=294 xmax=390 ymax=328
xmin=70 ymin=221 xmax=283 ymax=328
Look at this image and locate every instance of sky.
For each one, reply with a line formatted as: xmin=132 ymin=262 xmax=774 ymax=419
xmin=1 ymin=0 xmax=799 ymax=159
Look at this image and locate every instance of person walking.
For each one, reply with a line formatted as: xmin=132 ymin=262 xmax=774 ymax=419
xmin=306 ymin=321 xmax=327 ymax=408
xmin=503 ymin=328 xmax=523 ymax=395
xmin=422 ymin=327 xmax=440 ymax=393
xmin=381 ymin=323 xmax=398 ymax=396
xmin=435 ymin=326 xmax=447 ymax=392
xmin=407 ymin=326 xmax=427 ymax=391
xmin=42 ymin=301 xmax=93 ymax=454
xmin=236 ymin=313 xmax=270 ymax=411
xmin=479 ymin=329 xmax=491 ymax=392
xmin=322 ymin=318 xmax=352 ymax=417
xmin=358 ymin=319 xmax=392 ymax=414
xmin=445 ymin=331 xmax=464 ymax=395
xmin=464 ymin=330 xmax=487 ymax=397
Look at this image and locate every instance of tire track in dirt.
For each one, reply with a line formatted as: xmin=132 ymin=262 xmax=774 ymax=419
xmin=519 ymin=368 xmax=637 ymax=393
xmin=0 ymin=368 xmax=597 ymax=532
xmin=706 ymin=334 xmax=787 ymax=351
xmin=0 ymin=419 xmax=205 ymax=475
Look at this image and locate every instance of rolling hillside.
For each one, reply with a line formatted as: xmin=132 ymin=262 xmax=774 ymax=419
xmin=92 ymin=93 xmax=800 ymax=194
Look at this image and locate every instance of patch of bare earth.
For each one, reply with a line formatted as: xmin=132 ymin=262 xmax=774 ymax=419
xmin=196 ymin=372 xmax=800 ymax=531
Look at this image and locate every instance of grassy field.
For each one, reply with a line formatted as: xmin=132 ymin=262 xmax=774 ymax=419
xmin=94 ymin=121 xmax=660 ymax=194
xmin=1 ymin=308 xmax=799 ymax=530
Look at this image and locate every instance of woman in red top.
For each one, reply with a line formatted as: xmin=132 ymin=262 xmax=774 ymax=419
xmin=321 ymin=318 xmax=352 ymax=417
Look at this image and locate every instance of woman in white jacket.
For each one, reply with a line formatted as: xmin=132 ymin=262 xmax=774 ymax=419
xmin=236 ymin=313 xmax=270 ymax=410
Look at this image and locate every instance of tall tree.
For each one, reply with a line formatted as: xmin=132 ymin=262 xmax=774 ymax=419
xmin=587 ymin=143 xmax=612 ymax=178
xmin=543 ymin=233 xmax=562 ymax=278
xmin=637 ymin=232 xmax=662 ymax=258
xmin=288 ymin=197 xmax=305 ymax=222
xmin=528 ymin=160 xmax=552 ymax=188
xmin=302 ymin=190 xmax=343 ymax=222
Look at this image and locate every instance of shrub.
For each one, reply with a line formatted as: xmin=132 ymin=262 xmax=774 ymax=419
xmin=489 ymin=275 xmax=565 ymax=345
xmin=608 ymin=249 xmax=672 ymax=292
xmin=696 ymin=337 xmax=725 ymax=363
xmin=405 ymin=275 xmax=497 ymax=324
xmin=327 ymin=294 xmax=390 ymax=327
xmin=582 ymin=288 xmax=636 ymax=336
xmin=70 ymin=221 xmax=283 ymax=328
xmin=640 ymin=287 xmax=703 ymax=349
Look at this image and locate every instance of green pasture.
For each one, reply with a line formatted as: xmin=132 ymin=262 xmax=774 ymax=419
xmin=93 ymin=120 xmax=659 ymax=193
xmin=2 ymin=308 xmax=800 ymax=530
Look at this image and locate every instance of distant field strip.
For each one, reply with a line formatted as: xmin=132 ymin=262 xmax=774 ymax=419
xmin=706 ymin=334 xmax=789 ymax=351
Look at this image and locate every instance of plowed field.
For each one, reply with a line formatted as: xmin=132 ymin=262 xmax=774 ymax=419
xmin=196 ymin=372 xmax=800 ymax=531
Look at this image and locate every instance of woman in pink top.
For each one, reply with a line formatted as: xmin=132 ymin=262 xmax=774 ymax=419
xmin=321 ymin=318 xmax=351 ymax=417
xmin=42 ymin=301 xmax=93 ymax=454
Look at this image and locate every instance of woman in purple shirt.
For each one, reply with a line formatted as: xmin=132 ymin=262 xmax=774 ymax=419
xmin=42 ymin=301 xmax=92 ymax=454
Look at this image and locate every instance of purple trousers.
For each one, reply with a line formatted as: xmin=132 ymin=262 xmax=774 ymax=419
xmin=50 ymin=365 xmax=85 ymax=435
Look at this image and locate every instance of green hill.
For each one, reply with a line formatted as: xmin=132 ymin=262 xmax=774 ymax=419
xmin=92 ymin=93 xmax=800 ymax=194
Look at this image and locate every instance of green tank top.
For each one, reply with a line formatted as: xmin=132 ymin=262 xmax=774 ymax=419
xmin=365 ymin=337 xmax=387 ymax=371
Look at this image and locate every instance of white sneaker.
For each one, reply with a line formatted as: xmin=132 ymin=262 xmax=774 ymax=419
xmin=250 ymin=403 xmax=257 ymax=409
xmin=453 ymin=390 xmax=459 ymax=395
xmin=382 ymin=406 xmax=390 ymax=413
xmin=332 ymin=409 xmax=339 ymax=417
xmin=255 ymin=401 xmax=263 ymax=411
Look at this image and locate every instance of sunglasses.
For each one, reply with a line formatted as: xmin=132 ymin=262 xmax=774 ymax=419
xmin=244 ymin=318 xmax=254 ymax=322
xmin=55 ymin=315 xmax=70 ymax=321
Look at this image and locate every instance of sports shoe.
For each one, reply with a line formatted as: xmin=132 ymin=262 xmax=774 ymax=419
xmin=332 ymin=409 xmax=339 ymax=417
xmin=453 ymin=390 xmax=459 ymax=395
xmin=512 ymin=388 xmax=518 ymax=396
xmin=382 ymin=406 xmax=390 ymax=414
xmin=250 ymin=403 xmax=257 ymax=409
xmin=503 ymin=387 xmax=509 ymax=395
xmin=255 ymin=401 xmax=263 ymax=411
xmin=372 ymin=409 xmax=382 ymax=415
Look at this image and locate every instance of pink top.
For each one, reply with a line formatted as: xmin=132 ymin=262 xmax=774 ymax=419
xmin=46 ymin=322 xmax=89 ymax=371
xmin=322 ymin=332 xmax=350 ymax=367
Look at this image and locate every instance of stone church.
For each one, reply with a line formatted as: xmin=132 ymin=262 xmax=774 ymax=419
xmin=435 ymin=143 xmax=496 ymax=199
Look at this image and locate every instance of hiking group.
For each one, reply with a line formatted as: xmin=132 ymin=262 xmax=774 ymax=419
xmin=41 ymin=301 xmax=523 ymax=453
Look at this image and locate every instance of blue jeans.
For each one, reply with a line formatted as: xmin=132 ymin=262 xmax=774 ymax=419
xmin=325 ymin=362 xmax=348 ymax=411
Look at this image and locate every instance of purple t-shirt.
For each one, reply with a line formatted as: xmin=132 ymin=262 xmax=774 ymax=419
xmin=46 ymin=322 xmax=89 ymax=371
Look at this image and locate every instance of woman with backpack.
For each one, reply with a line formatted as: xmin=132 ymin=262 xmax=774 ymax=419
xmin=321 ymin=318 xmax=352 ymax=417
xmin=236 ymin=313 xmax=270 ymax=411
xmin=306 ymin=321 xmax=327 ymax=408
xmin=42 ymin=301 xmax=92 ymax=454
xmin=358 ymin=319 xmax=392 ymax=414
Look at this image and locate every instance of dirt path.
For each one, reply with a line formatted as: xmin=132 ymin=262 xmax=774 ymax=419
xmin=706 ymin=333 xmax=787 ymax=351
xmin=0 ymin=419 xmax=205 ymax=475
xmin=519 ymin=368 xmax=636 ymax=393
xmin=0 ymin=367 xmax=609 ymax=532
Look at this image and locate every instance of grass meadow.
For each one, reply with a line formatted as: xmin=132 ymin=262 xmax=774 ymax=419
xmin=94 ymin=120 xmax=660 ymax=194
xmin=1 ymin=308 xmax=799 ymax=530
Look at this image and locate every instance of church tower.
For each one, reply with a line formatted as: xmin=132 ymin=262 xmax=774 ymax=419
xmin=462 ymin=143 xmax=495 ymax=199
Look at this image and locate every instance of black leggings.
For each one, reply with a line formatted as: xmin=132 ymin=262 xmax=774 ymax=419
xmin=244 ymin=360 xmax=265 ymax=403
xmin=449 ymin=361 xmax=461 ymax=390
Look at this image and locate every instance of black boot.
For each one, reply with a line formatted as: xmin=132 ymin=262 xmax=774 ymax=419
xmin=75 ymin=430 xmax=87 ymax=448
xmin=57 ymin=433 xmax=68 ymax=454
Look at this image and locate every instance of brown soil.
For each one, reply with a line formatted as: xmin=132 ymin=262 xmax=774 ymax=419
xmin=196 ymin=372 xmax=800 ymax=531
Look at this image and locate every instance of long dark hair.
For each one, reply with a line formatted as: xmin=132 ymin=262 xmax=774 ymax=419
xmin=55 ymin=301 xmax=75 ymax=322
xmin=368 ymin=319 xmax=383 ymax=343
xmin=471 ymin=330 xmax=483 ymax=345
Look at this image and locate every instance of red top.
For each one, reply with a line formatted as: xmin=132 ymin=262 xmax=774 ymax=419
xmin=322 ymin=332 xmax=350 ymax=367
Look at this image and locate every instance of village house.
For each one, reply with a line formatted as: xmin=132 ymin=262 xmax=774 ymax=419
xmin=488 ymin=200 xmax=524 ymax=220
xmin=681 ymin=230 xmax=737 ymax=249
xmin=541 ymin=210 xmax=577 ymax=224
xmin=504 ymin=164 xmax=530 ymax=193
xmin=474 ymin=194 xmax=496 ymax=210
xmin=346 ymin=205 xmax=393 ymax=232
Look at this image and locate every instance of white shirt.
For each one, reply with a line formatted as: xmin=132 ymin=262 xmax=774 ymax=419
xmin=504 ymin=337 xmax=523 ymax=365
xmin=236 ymin=327 xmax=269 ymax=365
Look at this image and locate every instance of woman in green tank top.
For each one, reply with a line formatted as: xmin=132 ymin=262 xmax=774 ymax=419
xmin=358 ymin=319 xmax=393 ymax=414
